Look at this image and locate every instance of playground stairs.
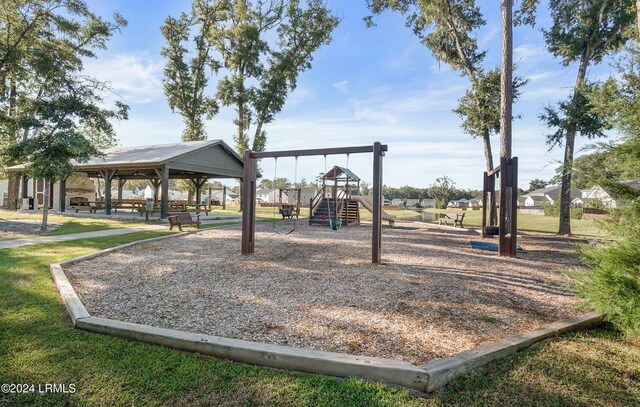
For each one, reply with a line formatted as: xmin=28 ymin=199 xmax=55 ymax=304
xmin=309 ymin=198 xmax=359 ymax=226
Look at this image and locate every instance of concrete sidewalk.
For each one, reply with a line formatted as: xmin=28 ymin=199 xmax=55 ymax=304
xmin=0 ymin=225 xmax=167 ymax=250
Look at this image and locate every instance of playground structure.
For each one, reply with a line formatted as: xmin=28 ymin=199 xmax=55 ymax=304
xmin=308 ymin=165 xmax=398 ymax=227
xmin=241 ymin=143 xmax=387 ymax=264
xmin=481 ymin=156 xmax=519 ymax=257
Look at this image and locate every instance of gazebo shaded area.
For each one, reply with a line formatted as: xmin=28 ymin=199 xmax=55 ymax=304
xmin=8 ymin=140 xmax=244 ymax=218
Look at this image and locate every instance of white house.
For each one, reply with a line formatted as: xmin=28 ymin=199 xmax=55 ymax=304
xmin=572 ymin=180 xmax=640 ymax=208
xmin=256 ymin=188 xmax=286 ymax=204
xmin=447 ymin=199 xmax=469 ymax=208
xmin=405 ymin=198 xmax=420 ymax=207
xmin=0 ymin=179 xmax=8 ymax=207
xmin=420 ymin=198 xmax=435 ymax=208
xmin=519 ymin=184 xmax=581 ymax=208
xmin=391 ymin=198 xmax=403 ymax=206
xmin=468 ymin=198 xmax=482 ymax=208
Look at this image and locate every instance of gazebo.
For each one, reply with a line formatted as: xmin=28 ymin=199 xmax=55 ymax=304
xmin=8 ymin=140 xmax=244 ymax=218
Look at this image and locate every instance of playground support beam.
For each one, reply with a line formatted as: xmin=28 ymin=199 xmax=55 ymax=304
xmin=241 ymin=143 xmax=387 ymax=264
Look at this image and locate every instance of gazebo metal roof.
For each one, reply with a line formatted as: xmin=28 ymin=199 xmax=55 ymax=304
xmin=7 ymin=140 xmax=244 ymax=180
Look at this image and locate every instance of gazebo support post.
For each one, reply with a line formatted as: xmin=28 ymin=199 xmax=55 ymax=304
xmin=21 ymin=175 xmax=29 ymax=199
xmin=222 ymin=186 xmax=227 ymax=210
xmin=104 ymin=171 xmax=112 ymax=215
xmin=59 ymin=179 xmax=66 ymax=212
xmin=160 ymin=165 xmax=169 ymax=219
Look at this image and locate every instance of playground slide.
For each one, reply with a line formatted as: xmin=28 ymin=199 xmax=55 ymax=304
xmin=351 ymin=196 xmax=398 ymax=225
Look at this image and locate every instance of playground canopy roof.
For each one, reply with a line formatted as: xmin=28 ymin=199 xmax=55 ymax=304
xmin=7 ymin=140 xmax=244 ymax=180
xmin=323 ymin=166 xmax=360 ymax=181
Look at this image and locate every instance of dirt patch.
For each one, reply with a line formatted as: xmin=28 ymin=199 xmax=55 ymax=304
xmin=0 ymin=218 xmax=59 ymax=239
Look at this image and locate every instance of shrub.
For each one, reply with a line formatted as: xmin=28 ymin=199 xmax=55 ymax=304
xmin=543 ymin=201 xmax=583 ymax=219
xmin=567 ymin=201 xmax=640 ymax=336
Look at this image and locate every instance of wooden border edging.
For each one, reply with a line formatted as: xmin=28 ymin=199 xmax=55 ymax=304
xmin=419 ymin=312 xmax=604 ymax=392
xmin=75 ymin=316 xmax=430 ymax=390
xmin=50 ymin=233 xmax=604 ymax=393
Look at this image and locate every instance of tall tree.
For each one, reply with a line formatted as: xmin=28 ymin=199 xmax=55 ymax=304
xmin=453 ymin=67 xmax=526 ymax=170
xmin=164 ymin=0 xmax=339 ymax=156
xmin=366 ymin=0 xmax=502 ymax=170
xmin=0 ymin=0 xmax=126 ymax=209
xmin=540 ymin=0 xmax=634 ymax=235
xmin=161 ymin=1 xmax=221 ymax=141
xmin=3 ymin=77 xmax=127 ymax=232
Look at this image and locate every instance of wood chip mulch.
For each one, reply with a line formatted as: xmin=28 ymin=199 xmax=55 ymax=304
xmin=65 ymin=222 xmax=581 ymax=365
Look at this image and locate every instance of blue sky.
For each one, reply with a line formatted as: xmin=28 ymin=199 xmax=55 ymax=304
xmin=85 ymin=0 xmax=622 ymax=190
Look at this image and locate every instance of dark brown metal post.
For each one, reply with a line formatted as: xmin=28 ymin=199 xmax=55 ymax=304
xmin=59 ymin=179 xmax=66 ymax=212
xmin=509 ymin=157 xmax=518 ymax=257
xmin=481 ymin=172 xmax=488 ymax=238
xmin=160 ymin=165 xmax=169 ymax=219
xmin=498 ymin=157 xmax=508 ymax=256
xmin=104 ymin=171 xmax=112 ymax=215
xmin=241 ymin=150 xmax=257 ymax=255
xmin=372 ymin=141 xmax=383 ymax=264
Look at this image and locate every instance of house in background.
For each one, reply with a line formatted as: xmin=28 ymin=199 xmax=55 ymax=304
xmin=391 ymin=198 xmax=403 ymax=206
xmin=519 ymin=184 xmax=582 ymax=208
xmin=572 ymin=180 xmax=640 ymax=208
xmin=420 ymin=198 xmax=435 ymax=208
xmin=468 ymin=198 xmax=482 ymax=208
xmin=447 ymin=199 xmax=469 ymax=209
xmin=405 ymin=198 xmax=420 ymax=207
xmin=256 ymin=188 xmax=284 ymax=204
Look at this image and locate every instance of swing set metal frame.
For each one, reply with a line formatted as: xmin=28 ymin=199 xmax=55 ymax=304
xmin=241 ymin=142 xmax=387 ymax=264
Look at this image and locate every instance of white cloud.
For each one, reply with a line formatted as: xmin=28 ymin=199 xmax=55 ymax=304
xmin=84 ymin=52 xmax=164 ymax=104
xmin=332 ymin=80 xmax=350 ymax=94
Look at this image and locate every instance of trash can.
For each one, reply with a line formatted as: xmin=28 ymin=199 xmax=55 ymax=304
xmin=28 ymin=198 xmax=35 ymax=210
xmin=146 ymin=198 xmax=154 ymax=212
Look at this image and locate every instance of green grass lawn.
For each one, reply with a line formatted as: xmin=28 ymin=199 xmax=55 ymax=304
xmin=360 ymin=207 xmax=602 ymax=238
xmin=2 ymin=221 xmax=637 ymax=405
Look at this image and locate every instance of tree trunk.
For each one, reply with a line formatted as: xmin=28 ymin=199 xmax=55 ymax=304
xmin=482 ymin=132 xmax=494 ymax=171
xmin=499 ymin=0 xmax=513 ymax=159
xmin=637 ymin=0 xmax=640 ymax=38
xmin=558 ymin=51 xmax=591 ymax=235
xmin=40 ymin=180 xmax=49 ymax=233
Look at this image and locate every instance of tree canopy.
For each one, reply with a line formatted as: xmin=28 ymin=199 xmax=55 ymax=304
xmin=162 ymin=0 xmax=339 ymax=155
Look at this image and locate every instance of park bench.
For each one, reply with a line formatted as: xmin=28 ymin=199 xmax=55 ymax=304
xmin=439 ymin=212 xmax=465 ymax=228
xmin=167 ymin=212 xmax=201 ymax=231
xmin=280 ymin=207 xmax=295 ymax=219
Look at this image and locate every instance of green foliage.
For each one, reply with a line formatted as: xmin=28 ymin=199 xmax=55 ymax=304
xmin=569 ymin=202 xmax=640 ymax=336
xmin=544 ymin=0 xmax=635 ymax=68
xmin=430 ymin=175 xmax=455 ymax=209
xmin=453 ymin=67 xmax=527 ymax=141
xmin=528 ymin=178 xmax=547 ymax=192
xmin=258 ymin=177 xmax=291 ymax=189
xmin=540 ymin=0 xmax=634 ymax=235
xmin=540 ymin=83 xmax=612 ymax=149
xmin=542 ymin=201 xmax=582 ymax=219
xmin=160 ymin=4 xmax=220 ymax=142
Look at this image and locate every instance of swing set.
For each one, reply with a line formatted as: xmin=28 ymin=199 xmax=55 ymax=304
xmin=241 ymin=142 xmax=387 ymax=264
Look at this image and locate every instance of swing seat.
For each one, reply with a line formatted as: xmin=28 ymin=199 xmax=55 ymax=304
xmin=484 ymin=226 xmax=500 ymax=236
xmin=330 ymin=218 xmax=342 ymax=230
